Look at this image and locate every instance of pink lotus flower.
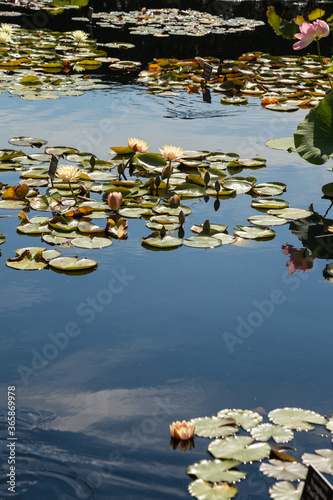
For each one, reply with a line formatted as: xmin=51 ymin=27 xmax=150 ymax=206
xmin=107 ymin=191 xmax=123 ymax=211
xmin=170 ymin=420 xmax=194 ymax=440
xmin=293 ymin=20 xmax=330 ymax=50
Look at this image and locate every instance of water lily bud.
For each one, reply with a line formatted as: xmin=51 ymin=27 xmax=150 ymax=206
xmin=204 ymin=171 xmax=210 ymax=185
xmin=160 ymin=226 xmax=166 ymax=239
xmin=118 ymin=163 xmax=125 ymax=176
xmin=90 ymin=155 xmax=96 ymax=168
xmin=155 ymin=176 xmax=161 ymax=188
xmin=215 ymin=180 xmax=221 ymax=194
xmin=179 ymin=210 xmax=186 ymax=225
xmin=169 ymin=194 xmax=180 ymax=206
xmin=203 ymin=219 xmax=210 ymax=232
xmin=162 ymin=164 xmax=173 ymax=179
xmin=107 ymin=191 xmax=123 ymax=211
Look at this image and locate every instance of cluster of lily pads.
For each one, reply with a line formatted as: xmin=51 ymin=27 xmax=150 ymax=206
xmin=186 ymin=407 xmax=333 ymax=500
xmin=92 ymin=8 xmax=264 ymax=36
xmin=0 ymin=24 xmax=138 ymax=99
xmin=138 ymin=52 xmax=331 ymax=111
xmin=0 ymin=135 xmax=315 ymax=273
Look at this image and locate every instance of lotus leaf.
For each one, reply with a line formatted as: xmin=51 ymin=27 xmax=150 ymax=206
xmin=188 ymin=479 xmax=237 ymax=500
xmin=268 ymin=407 xmax=326 ymax=430
xmin=208 ymin=435 xmax=270 ymax=462
xmin=269 ymin=481 xmax=304 ymax=500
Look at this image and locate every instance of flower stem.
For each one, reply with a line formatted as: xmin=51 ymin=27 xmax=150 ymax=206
xmin=165 ymin=159 xmax=171 ymax=193
xmin=317 ymin=39 xmax=333 ymax=90
xmin=68 ymin=180 xmax=77 ymax=204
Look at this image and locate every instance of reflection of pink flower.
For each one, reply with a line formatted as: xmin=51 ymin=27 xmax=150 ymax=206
xmin=282 ymin=244 xmax=315 ymax=274
xmin=293 ymin=20 xmax=330 ymax=50
xmin=170 ymin=420 xmax=194 ymax=440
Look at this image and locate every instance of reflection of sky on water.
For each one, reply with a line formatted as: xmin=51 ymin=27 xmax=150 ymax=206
xmin=0 ymin=81 xmax=333 ymax=499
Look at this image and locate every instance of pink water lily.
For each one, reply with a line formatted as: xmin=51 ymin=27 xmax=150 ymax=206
xmin=170 ymin=420 xmax=194 ymax=440
xmin=107 ymin=191 xmax=123 ymax=211
xmin=293 ymin=20 xmax=330 ymax=50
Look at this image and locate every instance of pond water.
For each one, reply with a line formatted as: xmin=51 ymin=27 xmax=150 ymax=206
xmin=1 ymin=8 xmax=333 ymax=500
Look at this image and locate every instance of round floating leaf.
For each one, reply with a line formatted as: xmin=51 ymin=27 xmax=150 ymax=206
xmin=192 ymin=417 xmax=239 ymax=438
xmin=220 ymin=96 xmax=248 ymax=105
xmin=6 ymin=249 xmax=49 ymax=271
xmin=77 ymin=221 xmax=105 ymax=234
xmin=266 ymin=104 xmax=298 ymax=112
xmin=326 ymin=416 xmax=333 ymax=433
xmin=29 ymin=195 xmax=50 ymax=211
xmin=269 ymin=481 xmax=304 ymax=500
xmin=208 ymin=435 xmax=270 ymax=463
xmin=223 ymin=177 xmax=254 ymax=194
xmin=250 ymin=424 xmax=294 ymax=443
xmin=253 ymin=182 xmax=286 ymax=196
xmin=188 ymin=459 xmax=246 ymax=483
xmin=0 ymin=233 xmax=6 ymax=244
xmin=234 ymin=225 xmax=276 ymax=240
xmin=322 ymin=182 xmax=333 ymax=198
xmin=183 ymin=236 xmax=222 ymax=248
xmin=135 ymin=152 xmax=167 ymax=168
xmin=15 ymin=247 xmax=61 ymax=260
xmin=251 ymin=198 xmax=289 ymax=210
xmin=268 ymin=407 xmax=326 ymax=431
xmin=17 ymin=222 xmax=51 ymax=235
xmin=142 ymin=234 xmax=183 ymax=249
xmin=118 ymin=207 xmax=151 ymax=218
xmin=9 ymin=137 xmax=47 ymax=147
xmin=71 ymin=237 xmax=112 ymax=249
xmin=41 ymin=234 xmax=72 ymax=245
xmin=259 ymin=460 xmax=308 ymax=481
xmin=248 ymin=215 xmax=288 ymax=226
xmin=188 ymin=479 xmax=237 ymax=500
xmin=174 ymin=183 xmax=206 ymax=198
xmin=212 ymin=234 xmax=236 ymax=245
xmin=302 ymin=449 xmax=333 ymax=474
xmin=265 ymin=137 xmax=295 ymax=152
xmin=267 ymin=208 xmax=312 ymax=220
xmin=48 ymin=256 xmax=98 ymax=272
xmin=217 ymin=409 xmax=263 ymax=430
xmin=191 ymin=223 xmax=228 ymax=235
xmin=45 ymin=146 xmax=79 ymax=155
xmin=153 ymin=205 xmax=192 ymax=216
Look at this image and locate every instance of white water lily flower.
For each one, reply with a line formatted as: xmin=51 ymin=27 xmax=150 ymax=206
xmin=0 ymin=24 xmax=14 ymax=35
xmin=159 ymin=145 xmax=184 ymax=161
xmin=0 ymin=32 xmax=12 ymax=44
xmin=70 ymin=30 xmax=89 ymax=43
xmin=56 ymin=165 xmax=81 ymax=182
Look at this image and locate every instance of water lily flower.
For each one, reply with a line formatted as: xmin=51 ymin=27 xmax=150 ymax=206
xmin=0 ymin=32 xmax=12 ymax=44
xmin=127 ymin=137 xmax=149 ymax=153
xmin=293 ymin=20 xmax=330 ymax=50
xmin=107 ymin=191 xmax=123 ymax=211
xmin=56 ymin=165 xmax=81 ymax=182
xmin=170 ymin=420 xmax=195 ymax=440
xmin=0 ymin=24 xmax=14 ymax=35
xmin=159 ymin=145 xmax=184 ymax=161
xmin=70 ymin=30 xmax=89 ymax=43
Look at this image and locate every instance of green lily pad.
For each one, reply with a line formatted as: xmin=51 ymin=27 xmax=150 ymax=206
xmin=0 ymin=233 xmax=6 ymax=244
xmin=71 ymin=237 xmax=112 ymax=249
xmin=135 ymin=152 xmax=167 ymax=168
xmin=223 ymin=177 xmax=254 ymax=194
xmin=6 ymin=249 xmax=49 ymax=270
xmin=45 ymin=146 xmax=79 ymax=156
xmin=15 ymin=247 xmax=61 ymax=260
xmin=208 ymin=435 xmax=270 ymax=463
xmin=326 ymin=416 xmax=333 ymax=433
xmin=49 ymin=218 xmax=79 ymax=232
xmin=174 ymin=183 xmax=206 ymax=198
xmin=17 ymin=222 xmax=51 ymax=235
xmin=234 ymin=225 xmax=276 ymax=240
xmin=191 ymin=417 xmax=238 ymax=438
xmin=0 ymin=200 xmax=28 ymax=209
xmin=251 ymin=198 xmax=289 ymax=210
xmin=29 ymin=195 xmax=50 ymax=211
xmin=259 ymin=460 xmax=308 ymax=481
xmin=250 ymin=424 xmax=294 ymax=444
xmin=142 ymin=234 xmax=183 ymax=249
xmin=9 ymin=137 xmax=47 ymax=148
xmin=183 ymin=236 xmax=222 ymax=248
xmin=302 ymin=449 xmax=333 ymax=474
xmin=118 ymin=207 xmax=151 ymax=218
xmin=322 ymin=182 xmax=333 ymax=198
xmin=42 ymin=233 xmax=72 ymax=245
xmin=191 ymin=223 xmax=228 ymax=235
xmin=217 ymin=409 xmax=263 ymax=430
xmin=188 ymin=459 xmax=246 ymax=483
xmin=211 ymin=234 xmax=237 ymax=245
xmin=268 ymin=407 xmax=326 ymax=431
xmin=153 ymin=205 xmax=192 ymax=216
xmin=248 ymin=215 xmax=288 ymax=226
xmin=269 ymin=481 xmax=304 ymax=500
xmin=266 ymin=103 xmax=298 ymax=112
xmin=253 ymin=182 xmax=287 ymax=196
xmin=265 ymin=137 xmax=295 ymax=152
xmin=48 ymin=256 xmax=98 ymax=271
xmin=188 ymin=480 xmax=237 ymax=500
xmin=267 ymin=208 xmax=312 ymax=220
